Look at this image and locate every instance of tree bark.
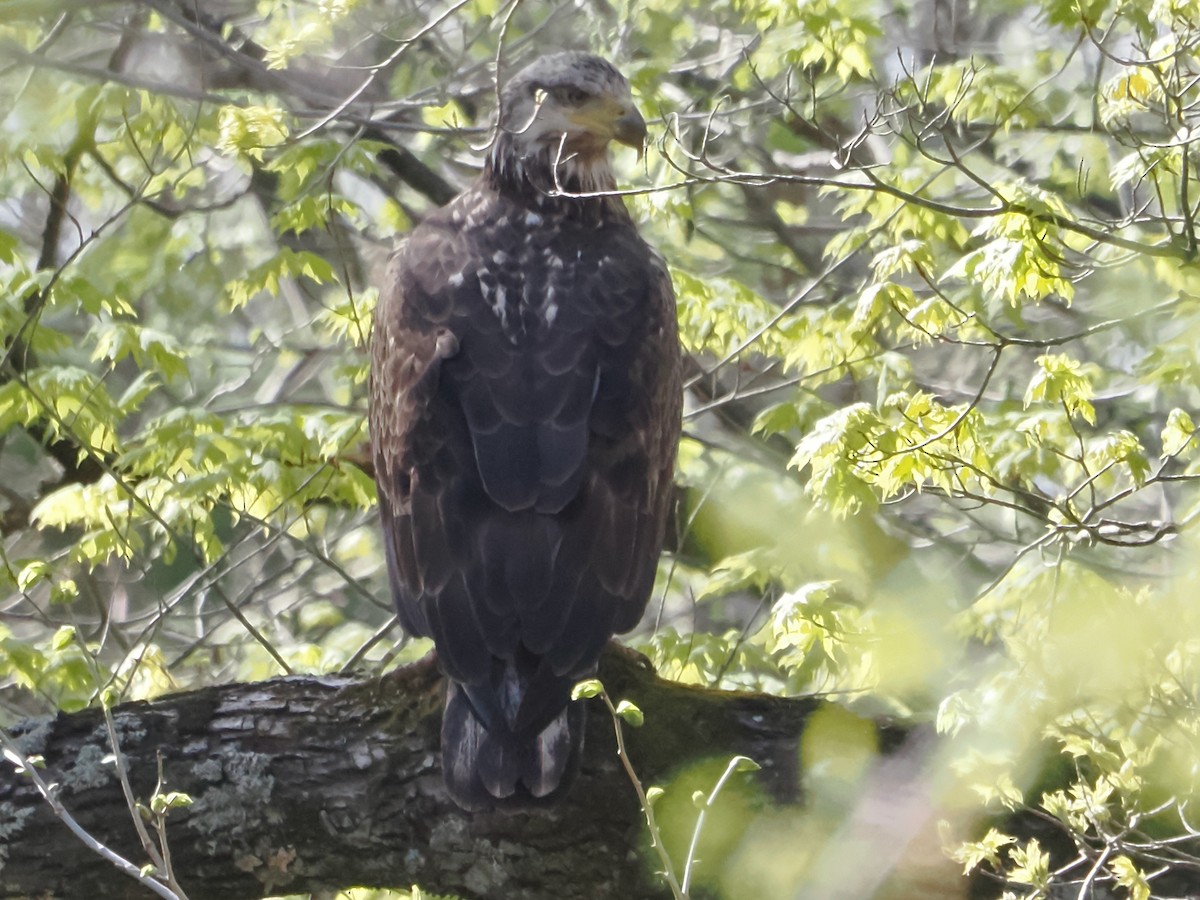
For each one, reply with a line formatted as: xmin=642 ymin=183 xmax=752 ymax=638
xmin=0 ymin=645 xmax=822 ymax=900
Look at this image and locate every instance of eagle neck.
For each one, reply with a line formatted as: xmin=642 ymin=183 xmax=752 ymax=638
xmin=484 ymin=133 xmax=631 ymax=224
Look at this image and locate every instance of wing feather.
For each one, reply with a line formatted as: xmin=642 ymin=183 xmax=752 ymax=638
xmin=423 ymin=579 xmax=493 ymax=683
xmin=470 ymin=423 xmax=541 ymax=511
xmin=369 ymin=181 xmax=681 ymax=806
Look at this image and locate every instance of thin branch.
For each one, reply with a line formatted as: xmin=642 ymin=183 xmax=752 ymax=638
xmin=0 ymin=729 xmax=184 ymax=900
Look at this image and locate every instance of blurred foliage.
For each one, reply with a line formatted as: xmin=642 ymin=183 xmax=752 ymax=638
xmin=270 ymin=889 xmax=456 ymax=900
xmin=4 ymin=0 xmax=1200 ymax=896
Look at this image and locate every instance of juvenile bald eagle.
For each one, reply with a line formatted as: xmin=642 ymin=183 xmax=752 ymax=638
xmin=369 ymin=52 xmax=681 ymax=809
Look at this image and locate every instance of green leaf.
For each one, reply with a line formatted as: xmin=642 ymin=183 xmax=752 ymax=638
xmin=730 ymin=755 xmax=761 ymax=773
xmin=1110 ymin=855 xmax=1150 ymax=900
xmin=49 ymin=625 xmax=76 ymax=652
xmin=49 ymin=579 xmax=78 ymax=605
xmin=0 ymin=228 xmax=20 ymax=264
xmin=614 ymin=699 xmax=644 ymax=727
xmin=16 ymin=559 xmax=51 ymax=592
xmin=571 ymin=679 xmax=604 ymax=701
xmin=950 ymin=828 xmax=1015 ymax=874
xmin=1007 ymin=838 xmax=1049 ymax=888
xmin=1161 ymin=408 xmax=1197 ymax=458
xmin=1086 ymin=430 xmax=1149 ymax=485
xmin=1024 ymin=354 xmax=1097 ymax=424
xmin=216 ymin=104 xmax=290 ymax=162
xmin=150 ymin=791 xmax=194 ymax=814
xmin=225 ymin=248 xmax=338 ymax=310
xmin=751 ymin=400 xmax=804 ymax=439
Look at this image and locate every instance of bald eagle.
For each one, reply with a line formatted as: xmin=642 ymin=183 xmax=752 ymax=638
xmin=369 ymin=52 xmax=681 ymax=809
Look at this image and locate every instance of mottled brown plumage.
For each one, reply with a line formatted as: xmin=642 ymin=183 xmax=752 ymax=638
xmin=369 ymin=52 xmax=681 ymax=809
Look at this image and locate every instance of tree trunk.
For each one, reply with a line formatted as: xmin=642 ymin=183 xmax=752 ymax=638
xmin=0 ymin=645 xmax=822 ymax=900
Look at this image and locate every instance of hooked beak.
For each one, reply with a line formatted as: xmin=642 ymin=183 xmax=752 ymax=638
xmin=568 ymin=99 xmax=648 ymax=157
xmin=613 ymin=106 xmax=647 ymax=157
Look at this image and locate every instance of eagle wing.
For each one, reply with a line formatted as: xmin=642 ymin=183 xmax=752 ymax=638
xmin=369 ymin=185 xmax=680 ymax=804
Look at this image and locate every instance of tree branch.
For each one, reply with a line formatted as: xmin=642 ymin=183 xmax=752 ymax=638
xmin=0 ymin=646 xmax=821 ymax=900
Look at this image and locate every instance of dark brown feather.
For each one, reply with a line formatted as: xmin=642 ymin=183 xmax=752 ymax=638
xmin=368 ymin=55 xmax=681 ymax=809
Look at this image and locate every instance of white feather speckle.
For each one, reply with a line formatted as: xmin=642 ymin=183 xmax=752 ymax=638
xmin=492 ymin=285 xmax=509 ymax=327
xmin=448 ymin=271 xmax=464 ymax=287
xmin=476 ymin=269 xmax=493 ymax=302
xmin=525 ymin=211 xmax=543 ymax=226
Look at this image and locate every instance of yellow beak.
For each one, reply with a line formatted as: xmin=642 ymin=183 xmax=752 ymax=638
xmin=568 ymin=99 xmax=648 ymax=155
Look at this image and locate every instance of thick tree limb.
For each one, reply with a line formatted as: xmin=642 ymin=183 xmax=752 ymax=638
xmin=0 ymin=646 xmax=823 ymax=900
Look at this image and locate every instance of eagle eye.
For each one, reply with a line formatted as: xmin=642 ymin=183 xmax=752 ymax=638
xmin=553 ymin=86 xmax=591 ymax=105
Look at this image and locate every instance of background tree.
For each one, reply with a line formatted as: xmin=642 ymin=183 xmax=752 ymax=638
xmin=3 ymin=0 xmax=1200 ymax=897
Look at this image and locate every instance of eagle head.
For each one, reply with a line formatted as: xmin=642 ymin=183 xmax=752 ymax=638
xmin=492 ymin=52 xmax=647 ymax=194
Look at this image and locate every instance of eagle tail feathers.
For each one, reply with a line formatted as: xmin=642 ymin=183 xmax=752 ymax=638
xmin=441 ymin=673 xmax=585 ymax=810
